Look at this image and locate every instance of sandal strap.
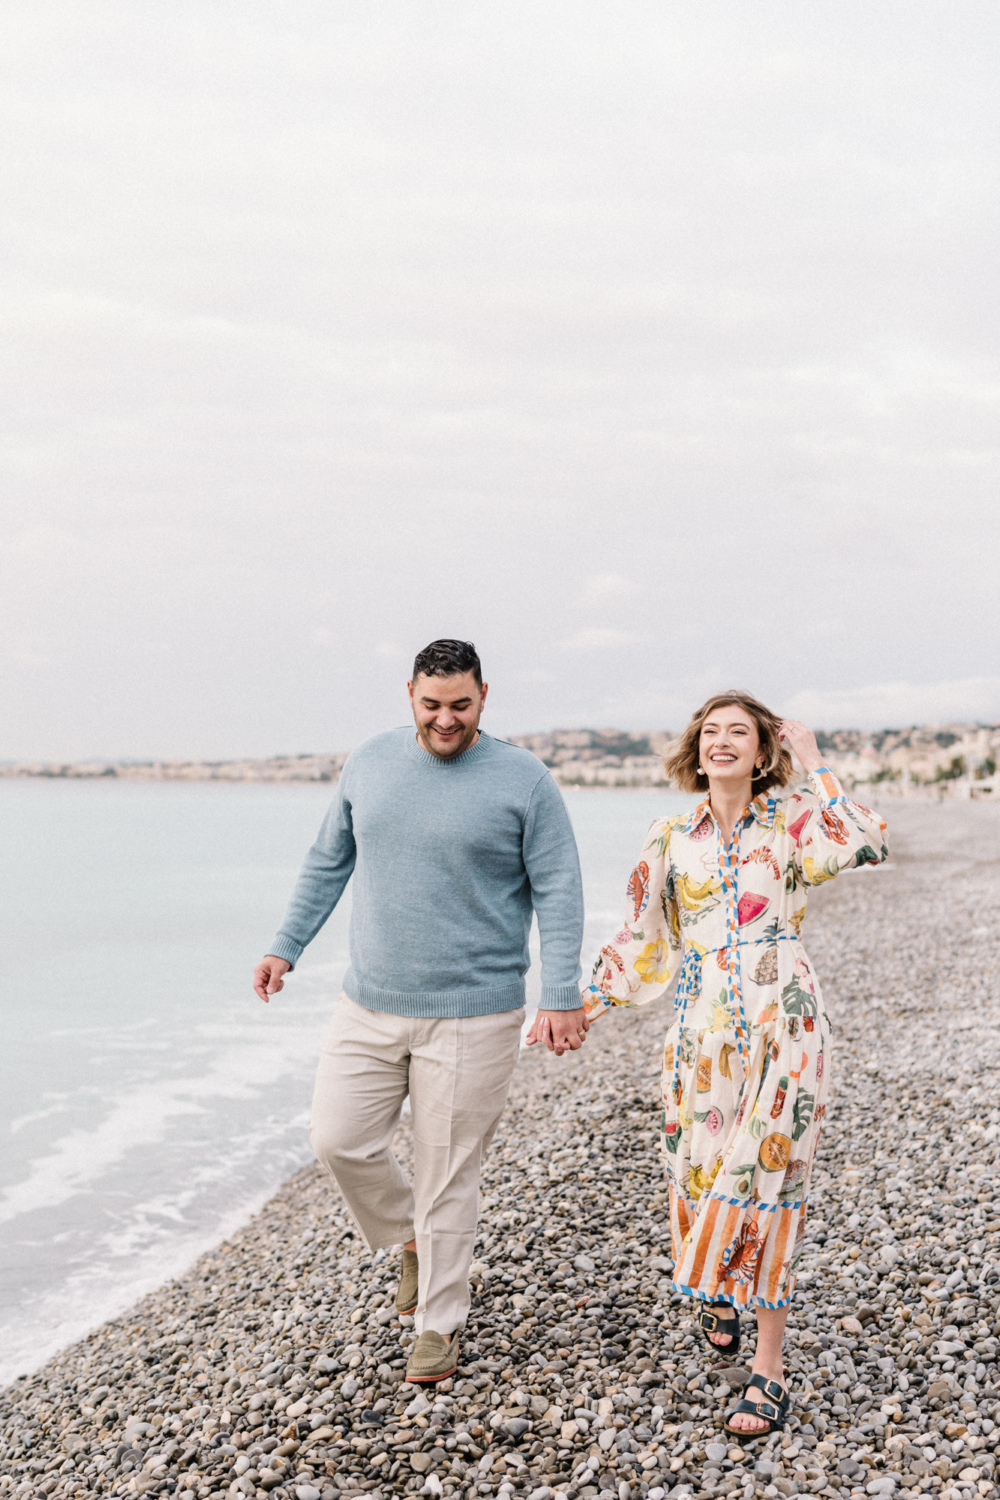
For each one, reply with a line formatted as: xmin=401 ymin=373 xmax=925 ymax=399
xmin=728 ymin=1396 xmax=781 ymax=1422
xmin=743 ymin=1372 xmax=787 ymax=1406
xmin=698 ymin=1305 xmax=739 ymax=1334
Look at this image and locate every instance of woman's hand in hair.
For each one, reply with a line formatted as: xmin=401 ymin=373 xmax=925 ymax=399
xmin=778 ymin=720 xmax=824 ymax=774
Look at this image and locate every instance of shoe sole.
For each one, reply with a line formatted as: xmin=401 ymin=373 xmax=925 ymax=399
xmin=405 ymin=1359 xmax=459 ymax=1383
xmin=405 ymin=1345 xmax=459 ymax=1384
xmin=396 ymin=1303 xmax=416 ymax=1316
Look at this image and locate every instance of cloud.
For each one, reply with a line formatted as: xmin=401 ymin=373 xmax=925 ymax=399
xmin=583 ymin=573 xmax=633 ymax=604
xmin=558 ymin=629 xmax=641 ymax=652
xmin=0 ymin=4 xmax=997 ymax=757
xmin=782 ymin=677 xmax=1000 ymax=731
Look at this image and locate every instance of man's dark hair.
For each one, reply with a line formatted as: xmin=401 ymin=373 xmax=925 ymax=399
xmin=412 ymin=639 xmax=482 ymax=686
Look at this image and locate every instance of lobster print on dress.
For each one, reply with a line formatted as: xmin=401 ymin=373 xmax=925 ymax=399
xmin=583 ymin=767 xmax=888 ymax=1310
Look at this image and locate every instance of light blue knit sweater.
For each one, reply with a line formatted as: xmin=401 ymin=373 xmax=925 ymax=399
xmin=268 ymin=728 xmax=584 ymax=1016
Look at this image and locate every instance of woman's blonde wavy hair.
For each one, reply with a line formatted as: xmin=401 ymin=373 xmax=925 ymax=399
xmin=664 ymin=690 xmax=794 ymax=796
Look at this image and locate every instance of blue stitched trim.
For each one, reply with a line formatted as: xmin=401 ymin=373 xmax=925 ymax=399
xmin=666 ymin=1185 xmax=808 ymax=1213
xmin=672 ymin=1279 xmax=793 ymax=1312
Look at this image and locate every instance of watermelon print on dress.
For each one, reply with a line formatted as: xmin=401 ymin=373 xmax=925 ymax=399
xmin=582 ymin=766 xmax=887 ymax=1311
xmin=737 ymin=893 xmax=769 ymax=925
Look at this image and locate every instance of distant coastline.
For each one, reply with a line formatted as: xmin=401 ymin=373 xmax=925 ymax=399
xmin=1 ymin=721 xmax=997 ymax=797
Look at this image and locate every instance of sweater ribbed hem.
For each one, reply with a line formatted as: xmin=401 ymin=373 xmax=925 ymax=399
xmin=268 ymin=934 xmax=304 ymax=968
xmin=344 ymin=973 xmax=526 ymax=1017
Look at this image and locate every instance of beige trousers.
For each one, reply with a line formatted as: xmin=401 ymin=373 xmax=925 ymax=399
xmin=310 ymin=993 xmax=524 ymax=1337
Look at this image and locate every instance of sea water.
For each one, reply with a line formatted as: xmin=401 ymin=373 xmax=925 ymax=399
xmin=0 ymin=777 xmax=691 ymax=1384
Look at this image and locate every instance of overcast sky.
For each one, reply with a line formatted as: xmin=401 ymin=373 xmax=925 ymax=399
xmin=2 ymin=2 xmax=998 ymax=760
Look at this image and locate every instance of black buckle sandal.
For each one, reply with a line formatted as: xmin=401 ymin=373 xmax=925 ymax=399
xmin=696 ymin=1301 xmax=741 ymax=1357
xmin=724 ymin=1372 xmax=790 ymax=1438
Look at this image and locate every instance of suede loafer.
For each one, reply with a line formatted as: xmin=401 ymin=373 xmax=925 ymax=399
xmin=405 ymin=1330 xmax=460 ymax=1384
xmin=395 ymin=1248 xmax=419 ymax=1316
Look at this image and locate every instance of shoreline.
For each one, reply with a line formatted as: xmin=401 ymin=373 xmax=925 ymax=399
xmin=4 ymin=800 xmax=1000 ymax=1500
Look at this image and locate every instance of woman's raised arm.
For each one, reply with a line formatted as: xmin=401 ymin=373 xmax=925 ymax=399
xmin=786 ymin=766 xmax=889 ymax=885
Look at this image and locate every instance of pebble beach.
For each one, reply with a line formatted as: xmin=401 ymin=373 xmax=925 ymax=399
xmin=3 ymin=798 xmax=1000 ymax=1500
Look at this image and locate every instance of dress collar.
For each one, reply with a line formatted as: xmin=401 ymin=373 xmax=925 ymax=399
xmin=684 ymin=791 xmax=776 ymax=835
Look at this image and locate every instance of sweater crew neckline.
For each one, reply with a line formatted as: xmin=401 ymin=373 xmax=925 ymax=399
xmin=404 ymin=728 xmax=493 ymax=769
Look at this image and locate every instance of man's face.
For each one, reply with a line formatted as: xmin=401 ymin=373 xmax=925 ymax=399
xmin=408 ymin=670 xmax=488 ymax=759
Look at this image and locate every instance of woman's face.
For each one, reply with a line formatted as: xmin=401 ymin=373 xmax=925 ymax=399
xmin=698 ymin=705 xmax=761 ymax=787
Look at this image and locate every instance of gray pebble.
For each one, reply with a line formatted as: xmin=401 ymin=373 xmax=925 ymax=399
xmin=5 ymin=802 xmax=1000 ymax=1500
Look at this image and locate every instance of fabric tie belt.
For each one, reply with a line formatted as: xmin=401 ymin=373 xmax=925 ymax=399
xmin=671 ymin=932 xmax=797 ymax=1098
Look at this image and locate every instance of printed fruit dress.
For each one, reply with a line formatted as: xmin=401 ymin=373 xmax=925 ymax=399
xmin=582 ymin=767 xmax=888 ymax=1310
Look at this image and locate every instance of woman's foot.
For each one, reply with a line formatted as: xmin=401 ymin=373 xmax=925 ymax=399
xmin=725 ymin=1362 xmax=786 ymax=1435
xmin=708 ymin=1321 xmax=735 ymax=1348
xmin=697 ymin=1302 xmax=740 ymax=1354
xmin=724 ymin=1302 xmax=789 ymax=1434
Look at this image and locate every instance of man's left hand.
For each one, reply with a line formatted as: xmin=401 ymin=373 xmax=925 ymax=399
xmin=525 ymin=1007 xmax=590 ymax=1056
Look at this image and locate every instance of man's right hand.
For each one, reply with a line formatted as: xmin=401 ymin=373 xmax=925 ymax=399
xmin=254 ymin=955 xmax=291 ymax=1003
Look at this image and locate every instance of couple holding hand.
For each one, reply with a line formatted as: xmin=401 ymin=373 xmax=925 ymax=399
xmin=253 ymin=640 xmax=886 ymax=1438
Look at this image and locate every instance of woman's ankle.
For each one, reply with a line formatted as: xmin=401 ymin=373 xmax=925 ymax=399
xmin=750 ymin=1357 xmax=785 ymax=1384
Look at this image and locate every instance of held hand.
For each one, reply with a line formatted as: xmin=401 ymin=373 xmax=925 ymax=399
xmin=778 ymin=719 xmax=824 ymax=774
xmin=525 ymin=1007 xmax=590 ymax=1056
xmin=253 ymin=955 xmax=291 ymax=1003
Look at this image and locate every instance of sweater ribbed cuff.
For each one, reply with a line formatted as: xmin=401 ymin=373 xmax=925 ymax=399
xmin=540 ymin=983 xmax=587 ymax=1011
xmin=267 ymin=934 xmax=304 ymax=968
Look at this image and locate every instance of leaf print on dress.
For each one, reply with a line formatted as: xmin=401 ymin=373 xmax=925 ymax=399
xmin=644 ymin=818 xmax=679 ymax=859
xmin=791 ymin=1092 xmax=815 ymax=1141
xmin=627 ymin=861 xmax=650 ymax=922
xmin=780 ymin=973 xmax=818 ymax=1017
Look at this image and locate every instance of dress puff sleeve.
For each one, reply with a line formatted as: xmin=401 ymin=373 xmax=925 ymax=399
xmin=581 ymin=815 xmax=684 ymax=1018
xmin=785 ymin=767 xmax=889 ymax=886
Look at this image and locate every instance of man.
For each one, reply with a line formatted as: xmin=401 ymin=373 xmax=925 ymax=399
xmin=253 ymin=639 xmax=587 ymax=1383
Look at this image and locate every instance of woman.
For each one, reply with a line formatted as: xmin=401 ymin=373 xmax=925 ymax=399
xmin=580 ymin=692 xmax=887 ymax=1436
